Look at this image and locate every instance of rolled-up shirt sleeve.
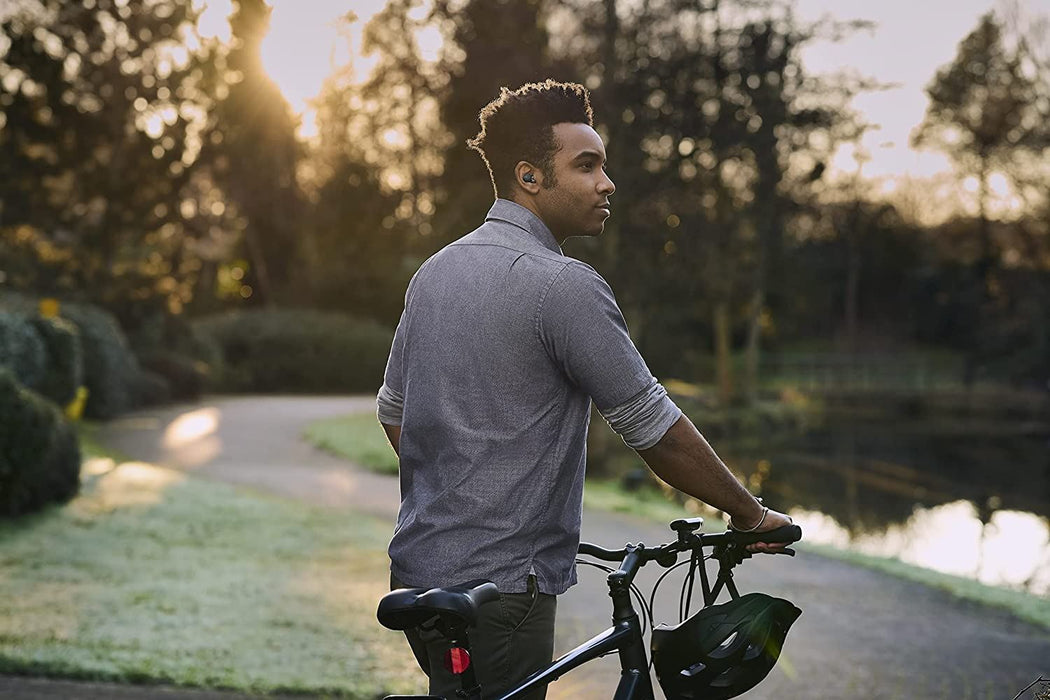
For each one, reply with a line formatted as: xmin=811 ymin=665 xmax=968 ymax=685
xmin=538 ymin=262 xmax=681 ymax=450
xmin=377 ymin=309 xmax=407 ymax=425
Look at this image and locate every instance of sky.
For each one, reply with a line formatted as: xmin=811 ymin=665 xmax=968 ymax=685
xmin=199 ymin=0 xmax=1011 ymax=185
xmin=792 ymin=0 xmax=1002 ymax=181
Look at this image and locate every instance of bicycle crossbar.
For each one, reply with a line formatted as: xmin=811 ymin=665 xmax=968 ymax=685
xmin=493 ymin=622 xmax=636 ymax=700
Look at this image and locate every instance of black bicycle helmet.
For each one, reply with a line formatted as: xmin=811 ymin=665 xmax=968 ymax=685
xmin=650 ymin=592 xmax=801 ymax=700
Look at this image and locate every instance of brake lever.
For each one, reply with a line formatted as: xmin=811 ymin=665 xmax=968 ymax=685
xmin=749 ymin=546 xmax=796 ymax=557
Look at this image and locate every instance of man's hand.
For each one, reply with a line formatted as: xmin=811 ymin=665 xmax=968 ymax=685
xmin=731 ymin=508 xmax=795 ymax=554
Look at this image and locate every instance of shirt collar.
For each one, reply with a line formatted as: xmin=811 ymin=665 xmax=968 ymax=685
xmin=485 ymin=199 xmax=562 ymax=255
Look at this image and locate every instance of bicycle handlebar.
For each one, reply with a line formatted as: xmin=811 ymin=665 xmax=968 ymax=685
xmin=725 ymin=524 xmax=803 ymax=546
xmin=578 ymin=524 xmax=802 ymax=563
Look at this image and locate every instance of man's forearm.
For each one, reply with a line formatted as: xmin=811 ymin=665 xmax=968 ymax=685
xmin=381 ymin=422 xmax=401 ymax=457
xmin=637 ymin=415 xmax=764 ymax=527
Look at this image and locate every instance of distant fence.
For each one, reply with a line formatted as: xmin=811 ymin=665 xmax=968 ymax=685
xmin=764 ymin=353 xmax=966 ymax=393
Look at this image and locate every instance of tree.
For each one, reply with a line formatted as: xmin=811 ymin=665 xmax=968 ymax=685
xmin=298 ymin=11 xmax=417 ymax=325
xmin=913 ymin=13 xmax=1038 ymax=271
xmin=0 ymin=0 xmax=231 ymax=322
xmin=428 ymin=0 xmax=569 ymax=249
xmin=207 ymin=0 xmax=305 ymax=306
xmin=358 ymin=0 xmax=446 ymax=238
xmin=550 ymin=0 xmax=857 ymax=403
xmin=913 ymin=12 xmax=1043 ymax=382
xmin=305 ymin=159 xmax=409 ymax=325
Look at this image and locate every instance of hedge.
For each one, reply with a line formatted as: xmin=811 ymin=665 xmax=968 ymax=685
xmin=0 ymin=313 xmax=47 ymax=391
xmin=0 ymin=368 xmax=81 ymax=517
xmin=27 ymin=315 xmax=84 ymax=407
xmin=60 ymin=304 xmax=146 ymax=419
xmin=137 ymin=350 xmax=207 ymax=401
xmin=130 ymin=312 xmax=219 ymax=400
xmin=194 ymin=309 xmax=393 ymax=394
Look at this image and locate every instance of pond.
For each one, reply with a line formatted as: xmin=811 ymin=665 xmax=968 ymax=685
xmin=719 ymin=406 xmax=1050 ymax=595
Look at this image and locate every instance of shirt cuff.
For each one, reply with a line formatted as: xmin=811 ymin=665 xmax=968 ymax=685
xmin=376 ymin=383 xmax=404 ymax=425
xmin=600 ymin=382 xmax=682 ymax=450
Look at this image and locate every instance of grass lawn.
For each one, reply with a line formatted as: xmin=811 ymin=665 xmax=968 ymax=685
xmin=304 ymin=412 xmax=399 ymax=475
xmin=303 ymin=411 xmax=1050 ymax=632
xmin=0 ymin=424 xmax=424 ymax=697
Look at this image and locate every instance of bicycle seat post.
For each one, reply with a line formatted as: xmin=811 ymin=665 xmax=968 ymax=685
xmin=444 ymin=625 xmax=481 ymax=700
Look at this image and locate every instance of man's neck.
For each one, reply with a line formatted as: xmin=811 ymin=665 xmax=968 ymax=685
xmin=506 ymin=195 xmax=566 ymax=244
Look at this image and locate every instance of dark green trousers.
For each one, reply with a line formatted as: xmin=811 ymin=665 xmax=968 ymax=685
xmin=391 ymin=573 xmax=557 ymax=699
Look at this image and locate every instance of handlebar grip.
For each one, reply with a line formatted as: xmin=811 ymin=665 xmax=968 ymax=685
xmin=578 ymin=542 xmax=626 ymax=562
xmin=728 ymin=524 xmax=802 ymax=546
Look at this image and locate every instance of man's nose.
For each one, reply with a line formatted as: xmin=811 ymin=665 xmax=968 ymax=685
xmin=599 ymin=171 xmax=615 ymax=195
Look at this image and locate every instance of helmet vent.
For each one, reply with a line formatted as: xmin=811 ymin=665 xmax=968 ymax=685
xmin=681 ymin=660 xmax=708 ymax=678
xmin=709 ymin=630 xmax=739 ymax=659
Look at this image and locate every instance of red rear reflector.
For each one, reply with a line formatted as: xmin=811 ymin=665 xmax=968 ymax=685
xmin=444 ymin=647 xmax=471 ymax=674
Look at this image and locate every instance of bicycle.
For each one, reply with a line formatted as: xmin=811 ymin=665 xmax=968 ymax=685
xmin=378 ymin=517 xmax=802 ymax=699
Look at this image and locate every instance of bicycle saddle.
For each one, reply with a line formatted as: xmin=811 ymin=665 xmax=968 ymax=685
xmin=378 ymin=579 xmax=499 ymax=630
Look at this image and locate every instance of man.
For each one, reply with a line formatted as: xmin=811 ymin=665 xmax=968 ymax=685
xmin=377 ymin=79 xmax=791 ymax=699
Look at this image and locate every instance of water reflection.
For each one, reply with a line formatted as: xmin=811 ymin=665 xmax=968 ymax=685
xmin=789 ymin=502 xmax=1050 ymax=594
xmin=723 ymin=412 xmax=1050 ymax=596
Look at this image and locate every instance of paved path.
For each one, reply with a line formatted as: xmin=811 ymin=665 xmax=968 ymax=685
xmin=7 ymin=395 xmax=1049 ymax=699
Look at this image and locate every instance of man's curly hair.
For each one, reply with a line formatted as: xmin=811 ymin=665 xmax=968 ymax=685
xmin=467 ymin=79 xmax=594 ymax=198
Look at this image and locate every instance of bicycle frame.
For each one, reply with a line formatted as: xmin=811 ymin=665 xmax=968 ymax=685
xmin=496 ymin=617 xmax=651 ymax=700
xmin=495 ymin=543 xmax=654 ymax=700
xmin=386 ymin=520 xmax=801 ymax=700
xmin=496 ymin=525 xmax=766 ymax=700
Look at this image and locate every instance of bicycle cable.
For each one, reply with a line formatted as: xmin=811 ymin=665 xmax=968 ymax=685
xmin=574 ymin=559 xmax=653 ymax=639
xmin=643 ymin=550 xmax=712 ymax=673
xmin=578 ymin=546 xmax=720 ymax=675
xmin=682 ymin=546 xmax=704 ymax=620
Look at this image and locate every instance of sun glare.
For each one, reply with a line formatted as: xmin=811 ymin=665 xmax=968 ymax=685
xmin=259 ymin=2 xmax=357 ymax=116
xmin=163 ymin=407 xmax=220 ymax=449
xmin=261 ymin=0 xmax=393 ymax=137
xmin=196 ymin=0 xmax=385 ymax=137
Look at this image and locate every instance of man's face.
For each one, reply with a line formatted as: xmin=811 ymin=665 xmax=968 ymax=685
xmin=534 ymin=123 xmax=616 ymax=242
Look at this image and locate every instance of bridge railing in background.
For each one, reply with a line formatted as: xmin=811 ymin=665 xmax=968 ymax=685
xmin=764 ymin=352 xmax=968 ymax=393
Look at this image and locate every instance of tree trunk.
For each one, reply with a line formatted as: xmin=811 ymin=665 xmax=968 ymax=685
xmin=243 ymin=226 xmax=273 ymax=306
xmin=965 ymin=155 xmax=994 ymax=386
xmin=713 ymin=300 xmax=733 ymax=405
xmin=743 ymin=285 xmax=763 ymax=403
xmin=844 ymin=206 xmax=862 ymax=354
xmin=190 ymin=259 xmax=219 ymax=314
xmin=978 ymin=155 xmax=992 ymax=266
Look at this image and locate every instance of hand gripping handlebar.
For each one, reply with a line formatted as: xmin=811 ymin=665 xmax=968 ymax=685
xmin=578 ymin=524 xmax=803 ymax=563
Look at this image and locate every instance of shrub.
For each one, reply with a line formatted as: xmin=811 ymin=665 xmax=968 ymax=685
xmin=0 ymin=312 xmax=47 ymax=390
xmin=137 ymin=350 xmax=206 ymax=401
xmin=27 ymin=315 xmax=84 ymax=407
xmin=129 ymin=311 xmax=223 ymax=393
xmin=61 ymin=304 xmax=142 ymax=419
xmin=0 ymin=368 xmax=81 ymax=517
xmin=132 ymin=368 xmax=172 ymax=406
xmin=195 ymin=309 xmax=393 ymax=394
xmin=1 ymin=294 xmax=181 ymax=417
xmin=0 ymin=291 xmax=38 ymax=316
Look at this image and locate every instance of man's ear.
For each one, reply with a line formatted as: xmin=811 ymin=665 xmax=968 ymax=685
xmin=514 ymin=161 xmax=542 ymax=194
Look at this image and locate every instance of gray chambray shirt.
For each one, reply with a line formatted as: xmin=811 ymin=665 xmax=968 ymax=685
xmin=377 ymin=199 xmax=681 ymax=595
